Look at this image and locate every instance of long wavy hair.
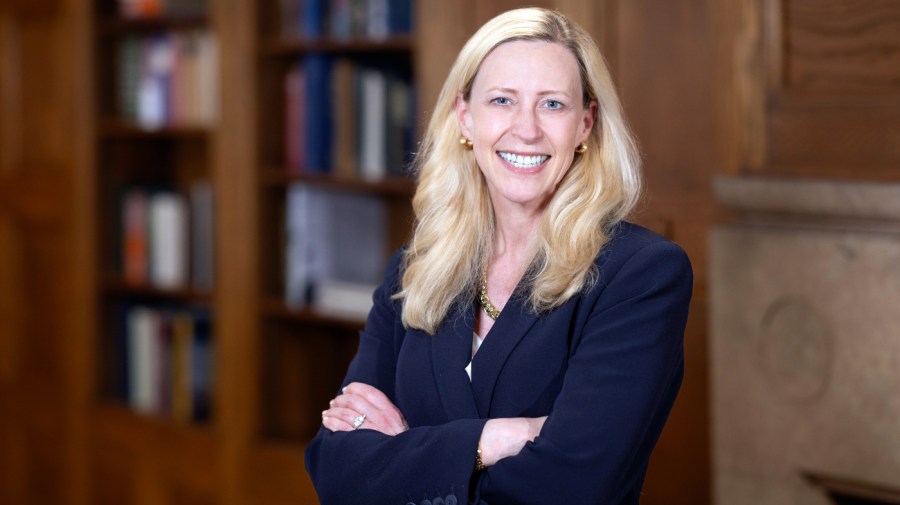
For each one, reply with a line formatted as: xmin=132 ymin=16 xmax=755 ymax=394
xmin=397 ymin=7 xmax=641 ymax=334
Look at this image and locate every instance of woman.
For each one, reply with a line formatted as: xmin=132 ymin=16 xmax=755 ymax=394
xmin=306 ymin=7 xmax=692 ymax=505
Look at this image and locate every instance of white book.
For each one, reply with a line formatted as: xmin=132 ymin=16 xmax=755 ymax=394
xmin=366 ymin=0 xmax=390 ymax=40
xmin=149 ymin=192 xmax=189 ymax=289
xmin=359 ymin=69 xmax=387 ymax=181
xmin=127 ymin=306 xmax=163 ymax=415
xmin=285 ymin=184 xmax=331 ymax=307
xmin=314 ymin=280 xmax=378 ymax=320
xmin=138 ymin=35 xmax=174 ymax=129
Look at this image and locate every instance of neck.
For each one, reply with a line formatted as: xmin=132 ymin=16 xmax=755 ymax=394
xmin=490 ymin=200 xmax=543 ymax=266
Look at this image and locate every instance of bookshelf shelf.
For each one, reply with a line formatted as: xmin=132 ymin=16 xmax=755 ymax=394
xmin=259 ymin=36 xmax=414 ymax=56
xmin=97 ymin=15 xmax=210 ymax=35
xmin=99 ymin=119 xmax=211 ymax=139
xmin=101 ymin=276 xmax=214 ymax=303
xmin=261 ymin=298 xmax=366 ymax=330
xmin=261 ymin=169 xmax=415 ymax=197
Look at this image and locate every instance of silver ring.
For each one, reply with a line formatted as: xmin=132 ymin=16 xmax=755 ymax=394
xmin=352 ymin=414 xmax=366 ymax=429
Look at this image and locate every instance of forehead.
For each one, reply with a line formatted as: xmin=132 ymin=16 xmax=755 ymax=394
xmin=471 ymin=39 xmax=582 ymax=94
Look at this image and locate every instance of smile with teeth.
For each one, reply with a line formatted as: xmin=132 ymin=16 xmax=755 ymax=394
xmin=498 ymin=151 xmax=549 ymax=169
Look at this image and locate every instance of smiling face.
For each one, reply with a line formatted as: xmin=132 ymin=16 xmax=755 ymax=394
xmin=456 ymin=39 xmax=596 ymax=216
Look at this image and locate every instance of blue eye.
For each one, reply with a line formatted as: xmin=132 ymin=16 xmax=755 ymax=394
xmin=545 ymin=100 xmax=563 ymax=109
xmin=492 ymin=97 xmax=511 ymax=105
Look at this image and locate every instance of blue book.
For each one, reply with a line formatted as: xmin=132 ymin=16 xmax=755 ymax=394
xmin=304 ymin=54 xmax=333 ymax=173
xmin=388 ymin=0 xmax=412 ymax=35
xmin=301 ymin=0 xmax=325 ymax=38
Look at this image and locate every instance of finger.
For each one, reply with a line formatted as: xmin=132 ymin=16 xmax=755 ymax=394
xmin=337 ymin=395 xmax=404 ymax=435
xmin=343 ymin=382 xmax=396 ymax=412
xmin=323 ymin=407 xmax=364 ymax=430
xmin=340 ymin=384 xmax=407 ymax=433
xmin=328 ymin=399 xmax=399 ymax=436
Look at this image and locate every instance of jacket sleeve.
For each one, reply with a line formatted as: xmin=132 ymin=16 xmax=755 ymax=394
xmin=474 ymin=241 xmax=693 ymax=505
xmin=305 ymin=252 xmax=488 ymax=505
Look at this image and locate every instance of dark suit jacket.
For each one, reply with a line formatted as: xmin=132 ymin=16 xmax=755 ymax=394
xmin=305 ymin=222 xmax=693 ymax=505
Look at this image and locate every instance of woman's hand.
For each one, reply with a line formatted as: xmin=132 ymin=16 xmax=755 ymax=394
xmin=478 ymin=416 xmax=547 ymax=467
xmin=321 ymin=382 xmax=409 ymax=436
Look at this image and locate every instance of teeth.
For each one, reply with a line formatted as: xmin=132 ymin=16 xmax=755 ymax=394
xmin=498 ymin=152 xmax=549 ymax=169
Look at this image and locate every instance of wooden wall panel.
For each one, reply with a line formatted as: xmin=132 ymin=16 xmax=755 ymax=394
xmin=785 ymin=0 xmax=900 ymax=94
xmin=615 ymin=1 xmax=717 ymax=503
xmin=0 ymin=0 xmax=92 ymax=504
xmin=737 ymin=0 xmax=900 ymax=179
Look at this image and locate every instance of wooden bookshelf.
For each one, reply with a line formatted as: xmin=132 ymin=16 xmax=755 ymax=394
xmin=253 ymin=0 xmax=416 ymax=452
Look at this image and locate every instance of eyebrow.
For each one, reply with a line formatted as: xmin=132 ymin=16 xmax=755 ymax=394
xmin=486 ymin=86 xmax=573 ymax=97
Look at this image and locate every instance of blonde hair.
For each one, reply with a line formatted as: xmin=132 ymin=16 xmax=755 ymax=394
xmin=397 ymin=7 xmax=641 ymax=334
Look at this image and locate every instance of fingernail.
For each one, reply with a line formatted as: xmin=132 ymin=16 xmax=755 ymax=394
xmin=341 ymin=387 xmax=347 ymax=393
xmin=322 ymin=410 xmax=327 ymax=416
xmin=329 ymin=400 xmax=334 ymax=406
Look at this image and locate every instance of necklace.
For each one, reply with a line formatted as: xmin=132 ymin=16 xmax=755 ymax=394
xmin=478 ymin=273 xmax=501 ymax=320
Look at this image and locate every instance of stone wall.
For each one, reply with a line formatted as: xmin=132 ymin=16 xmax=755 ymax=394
xmin=711 ymin=176 xmax=900 ymax=504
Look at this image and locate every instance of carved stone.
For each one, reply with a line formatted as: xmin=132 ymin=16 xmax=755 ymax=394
xmin=711 ymin=176 xmax=900 ymax=505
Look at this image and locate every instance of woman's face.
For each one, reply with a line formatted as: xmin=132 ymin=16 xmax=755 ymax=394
xmin=456 ymin=40 xmax=596 ymax=215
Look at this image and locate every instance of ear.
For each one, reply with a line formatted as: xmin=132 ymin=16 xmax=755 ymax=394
xmin=454 ymin=93 xmax=474 ymax=139
xmin=578 ymin=100 xmax=598 ymax=144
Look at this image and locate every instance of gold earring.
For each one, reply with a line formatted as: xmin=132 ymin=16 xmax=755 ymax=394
xmin=460 ymin=136 xmax=473 ymax=150
xmin=575 ymin=142 xmax=588 ymax=154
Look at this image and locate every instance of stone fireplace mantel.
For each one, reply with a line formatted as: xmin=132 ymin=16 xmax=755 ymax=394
xmin=711 ymin=176 xmax=900 ymax=505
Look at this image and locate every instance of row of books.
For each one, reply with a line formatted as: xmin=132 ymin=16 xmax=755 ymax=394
xmin=285 ymin=183 xmax=388 ymax=319
xmin=118 ymin=0 xmax=207 ymax=19
xmin=119 ymin=181 xmax=215 ymax=291
xmin=114 ymin=305 xmax=214 ymax=423
xmin=279 ymin=0 xmax=412 ymax=40
xmin=285 ymin=56 xmax=416 ymax=180
xmin=117 ymin=31 xmax=218 ymax=129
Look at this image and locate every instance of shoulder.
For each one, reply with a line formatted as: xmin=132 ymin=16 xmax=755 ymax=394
xmin=593 ymin=221 xmax=693 ymax=291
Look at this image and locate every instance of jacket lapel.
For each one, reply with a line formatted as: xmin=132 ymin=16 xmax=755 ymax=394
xmin=430 ymin=303 xmax=480 ymax=419
xmin=470 ymin=294 xmax=540 ymax=416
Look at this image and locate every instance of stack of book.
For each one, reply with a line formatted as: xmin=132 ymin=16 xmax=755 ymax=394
xmin=279 ymin=0 xmax=412 ymax=40
xmin=114 ymin=305 xmax=214 ymax=423
xmin=284 ymin=57 xmax=415 ymax=180
xmin=117 ymin=30 xmax=218 ymax=129
xmin=284 ymin=183 xmax=387 ymax=319
xmin=119 ymin=180 xmax=215 ymax=291
xmin=118 ymin=0 xmax=207 ymax=19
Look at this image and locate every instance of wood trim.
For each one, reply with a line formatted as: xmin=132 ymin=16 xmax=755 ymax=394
xmin=735 ymin=0 xmax=767 ymax=172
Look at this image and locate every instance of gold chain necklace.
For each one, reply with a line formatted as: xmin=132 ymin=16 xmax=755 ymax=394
xmin=478 ymin=273 xmax=501 ymax=320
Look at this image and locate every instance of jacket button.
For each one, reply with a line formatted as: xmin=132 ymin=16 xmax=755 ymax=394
xmin=433 ymin=498 xmax=445 ymax=505
xmin=420 ymin=500 xmax=433 ymax=505
xmin=445 ymin=495 xmax=458 ymax=505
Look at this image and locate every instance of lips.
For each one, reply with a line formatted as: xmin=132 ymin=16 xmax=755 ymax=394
xmin=497 ymin=151 xmax=550 ymax=169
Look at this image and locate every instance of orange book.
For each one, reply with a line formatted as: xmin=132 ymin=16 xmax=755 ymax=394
xmin=122 ymin=189 xmax=148 ymax=284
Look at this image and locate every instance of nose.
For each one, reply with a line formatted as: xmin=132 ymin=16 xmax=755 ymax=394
xmin=511 ymin=106 xmax=542 ymax=143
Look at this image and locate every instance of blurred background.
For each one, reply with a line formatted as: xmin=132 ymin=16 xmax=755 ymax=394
xmin=2 ymin=0 xmax=899 ymax=504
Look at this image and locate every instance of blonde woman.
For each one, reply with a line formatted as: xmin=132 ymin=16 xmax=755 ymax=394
xmin=307 ymin=8 xmax=692 ymax=505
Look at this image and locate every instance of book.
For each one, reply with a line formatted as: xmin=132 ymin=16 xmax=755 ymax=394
xmin=358 ymin=67 xmax=387 ymax=180
xmin=137 ymin=34 xmax=173 ymax=129
xmin=190 ymin=309 xmax=213 ymax=421
xmin=314 ymin=280 xmax=377 ymax=319
xmin=127 ymin=306 xmax=164 ymax=414
xmin=169 ymin=310 xmax=194 ymax=423
xmin=190 ymin=180 xmax=215 ymax=291
xmin=285 ymin=184 xmax=387 ymax=315
xmin=149 ymin=191 xmax=189 ymax=289
xmin=304 ymin=54 xmax=334 ymax=173
xmin=285 ymin=63 xmax=307 ymax=173
xmin=122 ymin=189 xmax=149 ymax=285
xmin=331 ymin=58 xmax=358 ymax=179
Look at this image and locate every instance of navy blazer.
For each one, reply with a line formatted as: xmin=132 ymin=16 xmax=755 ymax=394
xmin=305 ymin=222 xmax=693 ymax=505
